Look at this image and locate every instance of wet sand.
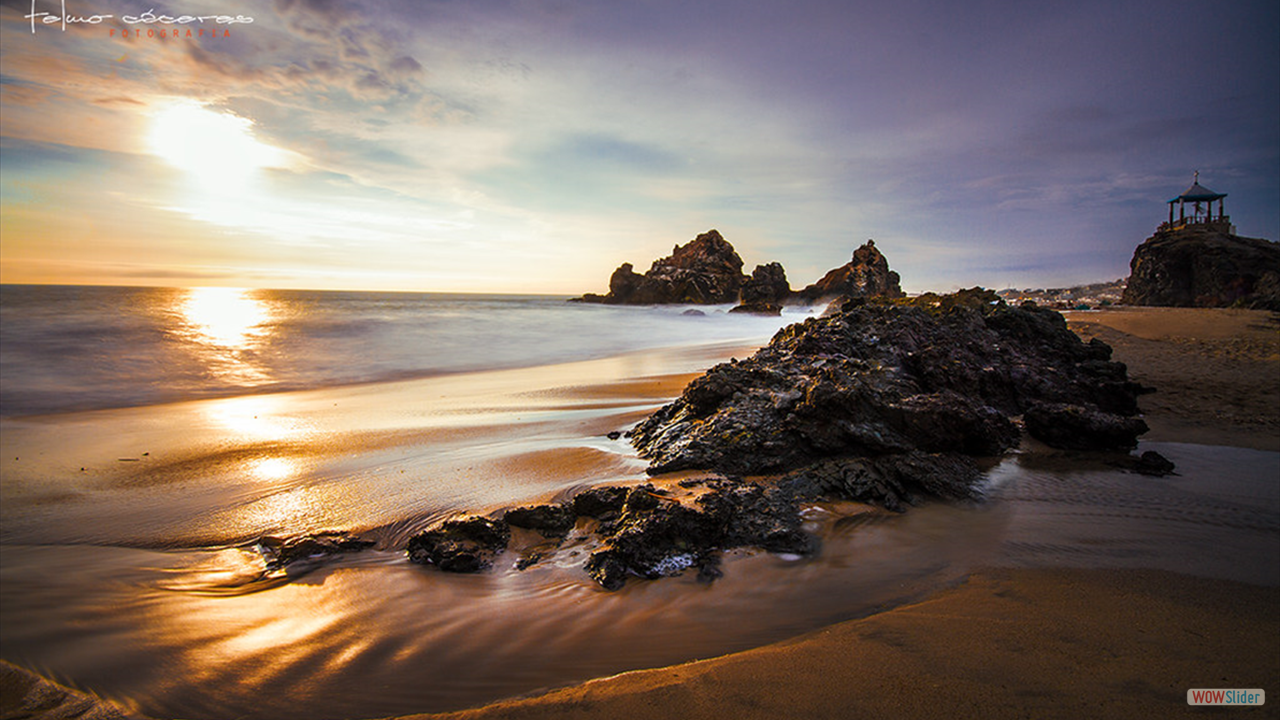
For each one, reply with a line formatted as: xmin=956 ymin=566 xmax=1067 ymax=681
xmin=2 ymin=309 xmax=1278 ymax=720
xmin=406 ymin=569 xmax=1278 ymax=720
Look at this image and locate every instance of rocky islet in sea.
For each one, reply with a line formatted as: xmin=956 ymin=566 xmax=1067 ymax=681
xmin=571 ymin=228 xmax=904 ymax=311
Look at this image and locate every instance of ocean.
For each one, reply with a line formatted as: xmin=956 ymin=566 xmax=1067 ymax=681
xmin=0 ymin=284 xmax=800 ymax=417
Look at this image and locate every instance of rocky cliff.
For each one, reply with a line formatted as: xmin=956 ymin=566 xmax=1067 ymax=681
xmin=793 ymin=240 xmax=905 ymax=303
xmin=1121 ymin=228 xmax=1280 ymax=310
xmin=575 ymin=229 xmax=749 ymax=304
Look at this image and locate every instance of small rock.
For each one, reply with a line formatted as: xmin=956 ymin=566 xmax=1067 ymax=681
xmin=255 ymin=532 xmax=374 ymax=570
xmin=504 ymin=503 xmax=576 ymax=537
xmin=728 ymin=301 xmax=782 ymax=316
xmin=407 ymin=516 xmax=510 ymax=573
xmin=572 ymin=486 xmax=628 ymax=518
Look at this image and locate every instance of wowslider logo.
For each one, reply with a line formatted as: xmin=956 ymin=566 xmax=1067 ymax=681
xmin=1187 ymin=689 xmax=1265 ymax=706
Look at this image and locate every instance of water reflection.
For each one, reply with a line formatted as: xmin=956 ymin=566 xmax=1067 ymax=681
xmin=173 ymin=287 xmax=273 ymax=385
xmin=204 ymin=396 xmax=297 ymax=441
xmin=250 ymin=457 xmax=296 ymax=481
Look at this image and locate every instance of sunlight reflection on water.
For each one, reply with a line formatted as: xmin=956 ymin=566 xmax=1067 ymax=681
xmin=172 ymin=287 xmax=275 ymax=386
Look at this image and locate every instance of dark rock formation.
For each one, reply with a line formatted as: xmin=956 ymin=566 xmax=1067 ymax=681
xmin=407 ymin=516 xmax=510 ymax=573
xmin=631 ymin=289 xmax=1147 ymax=478
xmin=504 ymin=503 xmax=577 ymax=538
xmin=1121 ymin=228 xmax=1280 ymax=310
xmin=572 ymin=486 xmax=628 ymax=518
xmin=1110 ymin=450 xmax=1177 ymax=477
xmin=254 ymin=532 xmax=374 ymax=571
xmin=739 ymin=262 xmax=792 ymax=305
xmin=584 ymin=477 xmax=815 ymax=590
xmin=402 ymin=290 xmax=1168 ymax=591
xmin=728 ymin=301 xmax=782 ymax=316
xmin=575 ymin=230 xmax=749 ymax=304
xmin=794 ymin=240 xmax=905 ymax=304
xmin=1023 ymin=402 xmax=1149 ymax=451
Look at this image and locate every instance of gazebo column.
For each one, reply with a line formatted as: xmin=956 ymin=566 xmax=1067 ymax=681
xmin=1169 ymin=203 xmax=1174 ymax=225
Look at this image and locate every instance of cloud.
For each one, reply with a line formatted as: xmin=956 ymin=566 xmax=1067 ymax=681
xmin=1 ymin=0 xmax=1276 ymax=293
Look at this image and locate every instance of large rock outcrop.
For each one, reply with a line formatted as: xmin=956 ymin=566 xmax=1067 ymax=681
xmin=576 ymin=230 xmax=750 ymax=304
xmin=1121 ymin=228 xmax=1280 ymax=310
xmin=631 ymin=289 xmax=1148 ymax=478
xmin=794 ymin=240 xmax=905 ymax=304
xmin=739 ymin=262 xmax=792 ymax=305
xmin=406 ymin=290 xmax=1164 ymax=590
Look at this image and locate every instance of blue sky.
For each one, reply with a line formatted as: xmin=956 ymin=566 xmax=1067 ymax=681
xmin=1 ymin=0 xmax=1277 ymax=293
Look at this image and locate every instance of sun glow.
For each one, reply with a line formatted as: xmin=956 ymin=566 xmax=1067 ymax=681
xmin=149 ymin=100 xmax=285 ymax=190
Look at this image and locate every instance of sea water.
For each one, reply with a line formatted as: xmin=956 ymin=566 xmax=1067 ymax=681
xmin=0 ymin=284 xmax=801 ymax=417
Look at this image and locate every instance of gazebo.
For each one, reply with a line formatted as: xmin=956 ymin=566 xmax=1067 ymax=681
xmin=1160 ymin=171 xmax=1233 ymax=233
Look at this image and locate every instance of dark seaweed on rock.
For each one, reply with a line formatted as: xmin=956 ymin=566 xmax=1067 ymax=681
xmin=631 ymin=288 xmax=1149 ymax=479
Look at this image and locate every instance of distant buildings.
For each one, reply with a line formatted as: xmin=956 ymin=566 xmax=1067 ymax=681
xmin=996 ymin=280 xmax=1126 ymax=310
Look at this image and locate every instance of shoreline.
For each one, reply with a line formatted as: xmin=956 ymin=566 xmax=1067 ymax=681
xmin=394 ymin=306 xmax=1280 ymax=720
xmin=382 ymin=307 xmax=1280 ymax=720
xmin=2 ymin=307 xmax=1278 ymax=720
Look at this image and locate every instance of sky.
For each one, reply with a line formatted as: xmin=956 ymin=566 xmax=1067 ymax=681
xmin=1 ymin=0 xmax=1277 ymax=294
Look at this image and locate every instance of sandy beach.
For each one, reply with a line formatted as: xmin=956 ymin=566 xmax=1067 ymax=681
xmin=2 ymin=307 xmax=1278 ymax=720
xmin=1066 ymin=307 xmax=1280 ymax=451
xmin=395 ymin=306 xmax=1280 ymax=720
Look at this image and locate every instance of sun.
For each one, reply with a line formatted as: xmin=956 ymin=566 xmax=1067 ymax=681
xmin=149 ymin=100 xmax=285 ymax=190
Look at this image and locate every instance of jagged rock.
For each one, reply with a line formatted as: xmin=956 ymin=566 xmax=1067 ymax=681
xmin=407 ymin=516 xmax=510 ymax=572
xmin=794 ymin=240 xmax=905 ymax=304
xmin=254 ymin=532 xmax=374 ymax=570
xmin=631 ymin=289 xmax=1147 ymax=476
xmin=608 ymin=263 xmax=644 ymax=300
xmin=584 ymin=476 xmax=814 ymax=590
xmin=739 ymin=262 xmax=792 ymax=305
xmin=504 ymin=503 xmax=576 ymax=537
xmin=1023 ymin=402 xmax=1149 ymax=451
xmin=572 ymin=486 xmax=629 ymax=518
xmin=575 ymin=230 xmax=748 ymax=304
xmin=728 ymin=301 xmax=782 ymax=316
xmin=1121 ymin=228 xmax=1280 ymax=309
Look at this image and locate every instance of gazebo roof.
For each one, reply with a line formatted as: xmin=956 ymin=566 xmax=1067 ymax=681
xmin=1168 ymin=178 xmax=1226 ymax=204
